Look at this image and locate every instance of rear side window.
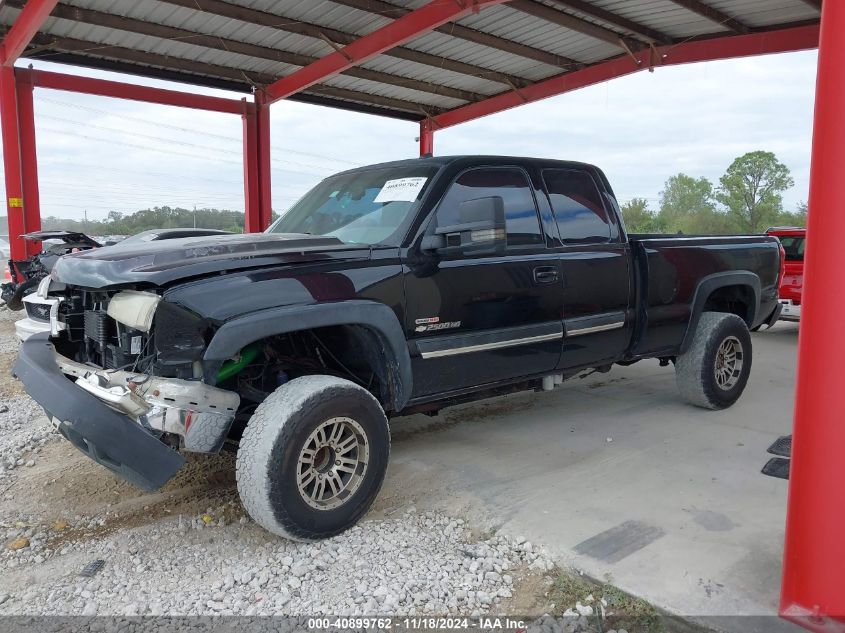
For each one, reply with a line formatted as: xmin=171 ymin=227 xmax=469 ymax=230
xmin=436 ymin=168 xmax=543 ymax=247
xmin=543 ymin=169 xmax=611 ymax=243
xmin=778 ymin=236 xmax=805 ymax=261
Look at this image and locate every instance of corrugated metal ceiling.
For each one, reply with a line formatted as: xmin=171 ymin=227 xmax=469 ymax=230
xmin=0 ymin=0 xmax=821 ymax=121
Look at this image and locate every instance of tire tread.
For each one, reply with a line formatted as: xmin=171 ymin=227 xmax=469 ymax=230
xmin=236 ymin=375 xmax=388 ymax=541
xmin=676 ymin=311 xmax=751 ymax=410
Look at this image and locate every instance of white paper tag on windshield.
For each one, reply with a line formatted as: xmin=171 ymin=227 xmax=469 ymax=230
xmin=373 ymin=177 xmax=428 ymax=203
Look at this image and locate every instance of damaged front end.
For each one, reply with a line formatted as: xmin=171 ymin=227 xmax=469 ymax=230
xmin=12 ymin=283 xmax=240 ymax=490
xmin=65 ymin=355 xmax=239 ymax=453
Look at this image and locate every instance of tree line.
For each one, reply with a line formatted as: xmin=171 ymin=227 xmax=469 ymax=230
xmin=37 ymin=206 xmax=249 ymax=236
xmin=620 ymin=150 xmax=806 ymax=235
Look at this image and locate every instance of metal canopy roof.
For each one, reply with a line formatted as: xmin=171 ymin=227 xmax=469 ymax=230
xmin=0 ymin=0 xmax=822 ymax=122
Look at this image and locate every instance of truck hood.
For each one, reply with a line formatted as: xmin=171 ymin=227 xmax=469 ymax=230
xmin=51 ymin=233 xmax=370 ymax=288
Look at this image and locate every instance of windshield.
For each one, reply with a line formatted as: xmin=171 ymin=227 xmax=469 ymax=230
xmin=268 ymin=165 xmax=437 ymax=246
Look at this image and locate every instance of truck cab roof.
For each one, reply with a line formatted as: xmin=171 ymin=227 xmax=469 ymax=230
xmin=335 ymin=154 xmax=604 ymax=175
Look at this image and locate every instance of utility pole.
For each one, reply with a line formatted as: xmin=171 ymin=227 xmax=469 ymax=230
xmin=193 ymin=204 xmax=197 ymax=228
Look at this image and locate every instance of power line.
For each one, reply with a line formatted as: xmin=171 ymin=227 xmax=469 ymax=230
xmin=38 ymin=96 xmax=363 ymax=167
xmin=38 ymin=113 xmax=343 ymax=175
xmin=42 ymin=157 xmax=246 ymax=187
xmin=38 ymin=126 xmax=335 ymax=178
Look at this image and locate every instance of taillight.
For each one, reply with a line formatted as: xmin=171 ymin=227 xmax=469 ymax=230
xmin=777 ymin=242 xmax=786 ymax=288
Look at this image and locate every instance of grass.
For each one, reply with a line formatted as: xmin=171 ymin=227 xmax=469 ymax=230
xmin=547 ymin=569 xmax=666 ymax=633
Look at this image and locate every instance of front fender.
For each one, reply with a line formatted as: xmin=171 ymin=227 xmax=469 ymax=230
xmin=203 ymin=301 xmax=412 ymax=411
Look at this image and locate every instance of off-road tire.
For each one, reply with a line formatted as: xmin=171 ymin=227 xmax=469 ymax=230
xmin=675 ymin=311 xmax=752 ymax=410
xmin=236 ymin=375 xmax=390 ymax=541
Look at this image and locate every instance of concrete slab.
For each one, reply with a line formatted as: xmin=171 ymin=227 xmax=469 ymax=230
xmin=387 ymin=321 xmax=801 ymax=632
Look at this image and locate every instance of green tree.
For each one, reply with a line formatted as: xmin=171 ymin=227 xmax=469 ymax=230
xmin=658 ymin=174 xmax=718 ymax=233
xmin=674 ymin=207 xmax=737 ymax=235
xmin=620 ymin=197 xmax=662 ymax=233
xmin=770 ymin=201 xmax=808 ymax=229
xmin=716 ymin=151 xmax=794 ymax=233
xmin=39 ymin=206 xmax=249 ymax=235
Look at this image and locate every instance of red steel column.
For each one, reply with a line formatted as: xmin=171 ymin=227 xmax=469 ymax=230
xmin=242 ymin=100 xmax=261 ymax=233
xmin=0 ymin=65 xmax=27 ymax=261
xmin=780 ymin=0 xmax=845 ymax=630
xmin=16 ymin=70 xmax=41 ymax=255
xmin=419 ymin=119 xmax=434 ymax=157
xmin=256 ymin=98 xmax=272 ymax=230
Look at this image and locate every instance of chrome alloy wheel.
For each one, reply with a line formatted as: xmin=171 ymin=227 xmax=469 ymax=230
xmin=714 ymin=336 xmax=743 ymax=390
xmin=296 ymin=417 xmax=369 ymax=510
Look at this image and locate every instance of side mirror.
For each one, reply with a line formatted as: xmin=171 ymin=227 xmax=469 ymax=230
xmin=424 ymin=196 xmax=506 ymax=255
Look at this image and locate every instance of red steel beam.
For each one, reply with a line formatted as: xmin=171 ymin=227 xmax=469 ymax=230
xmin=1 ymin=0 xmax=58 ymax=66
xmin=260 ymin=0 xmax=510 ymax=106
xmin=419 ymin=119 xmax=434 ymax=157
xmin=432 ymin=24 xmax=820 ymax=129
xmin=18 ymin=68 xmax=245 ymax=114
xmin=15 ymin=70 xmax=41 ymax=253
xmin=0 ymin=66 xmax=28 ymax=261
xmin=7 ymin=69 xmax=252 ymax=244
xmin=780 ymin=1 xmax=845 ymax=630
xmin=242 ymin=98 xmax=272 ymax=233
xmin=256 ymin=99 xmax=272 ymax=231
xmin=242 ymin=100 xmax=259 ymax=233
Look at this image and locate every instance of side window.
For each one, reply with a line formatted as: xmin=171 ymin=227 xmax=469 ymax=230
xmin=543 ymin=169 xmax=611 ymax=244
xmin=436 ymin=168 xmax=543 ymax=247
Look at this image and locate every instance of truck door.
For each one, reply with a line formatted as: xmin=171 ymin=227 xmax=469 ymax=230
xmin=541 ymin=168 xmax=633 ymax=369
xmin=404 ymin=166 xmax=564 ymax=397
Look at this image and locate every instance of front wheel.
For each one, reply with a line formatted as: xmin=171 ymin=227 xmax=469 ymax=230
xmin=675 ymin=312 xmax=752 ymax=410
xmin=236 ymin=375 xmax=390 ymax=541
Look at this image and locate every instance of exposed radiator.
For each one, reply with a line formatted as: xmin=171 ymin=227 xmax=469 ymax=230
xmin=83 ymin=309 xmax=112 ymax=348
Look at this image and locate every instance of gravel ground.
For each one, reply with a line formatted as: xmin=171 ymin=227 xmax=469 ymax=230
xmin=0 ymin=309 xmax=52 ymax=490
xmin=0 ymin=395 xmax=52 ymax=485
xmin=2 ymin=506 xmax=554 ymax=617
xmin=0 ymin=306 xmax=23 ymax=354
xmin=0 ymin=308 xmax=639 ymax=631
xmin=0 ymin=309 xmax=566 ymax=621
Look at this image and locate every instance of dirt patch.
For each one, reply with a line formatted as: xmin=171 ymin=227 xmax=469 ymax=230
xmin=3 ymin=439 xmax=239 ymax=545
xmin=500 ymin=567 xmax=556 ymax=616
xmin=586 ymin=376 xmax=629 ymax=390
xmin=0 ymin=352 xmax=24 ymax=399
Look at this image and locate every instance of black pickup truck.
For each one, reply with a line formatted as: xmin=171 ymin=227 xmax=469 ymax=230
xmin=13 ymin=156 xmax=783 ymax=540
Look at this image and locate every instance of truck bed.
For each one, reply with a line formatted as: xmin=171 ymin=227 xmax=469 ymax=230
xmin=627 ymin=233 xmax=782 ymax=358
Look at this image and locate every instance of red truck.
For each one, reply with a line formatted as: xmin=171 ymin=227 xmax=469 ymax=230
xmin=767 ymin=227 xmax=805 ymax=322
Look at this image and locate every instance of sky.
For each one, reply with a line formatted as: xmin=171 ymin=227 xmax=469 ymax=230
xmin=1 ymin=49 xmax=819 ymax=224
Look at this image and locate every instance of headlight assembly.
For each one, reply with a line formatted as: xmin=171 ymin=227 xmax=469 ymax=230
xmin=106 ymin=290 xmax=161 ymax=332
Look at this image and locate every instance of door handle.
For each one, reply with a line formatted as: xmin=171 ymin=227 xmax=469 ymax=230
xmin=533 ymin=266 xmax=559 ymax=284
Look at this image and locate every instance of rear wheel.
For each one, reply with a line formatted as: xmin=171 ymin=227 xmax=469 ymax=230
xmin=236 ymin=375 xmax=390 ymax=541
xmin=675 ymin=311 xmax=752 ymax=410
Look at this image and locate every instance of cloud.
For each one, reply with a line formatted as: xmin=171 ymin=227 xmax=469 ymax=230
xmin=1 ymin=50 xmax=817 ymax=225
xmin=437 ymin=50 xmax=817 ymax=210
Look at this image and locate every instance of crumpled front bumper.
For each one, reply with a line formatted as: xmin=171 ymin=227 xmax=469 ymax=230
xmin=12 ymin=334 xmax=195 ymax=491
